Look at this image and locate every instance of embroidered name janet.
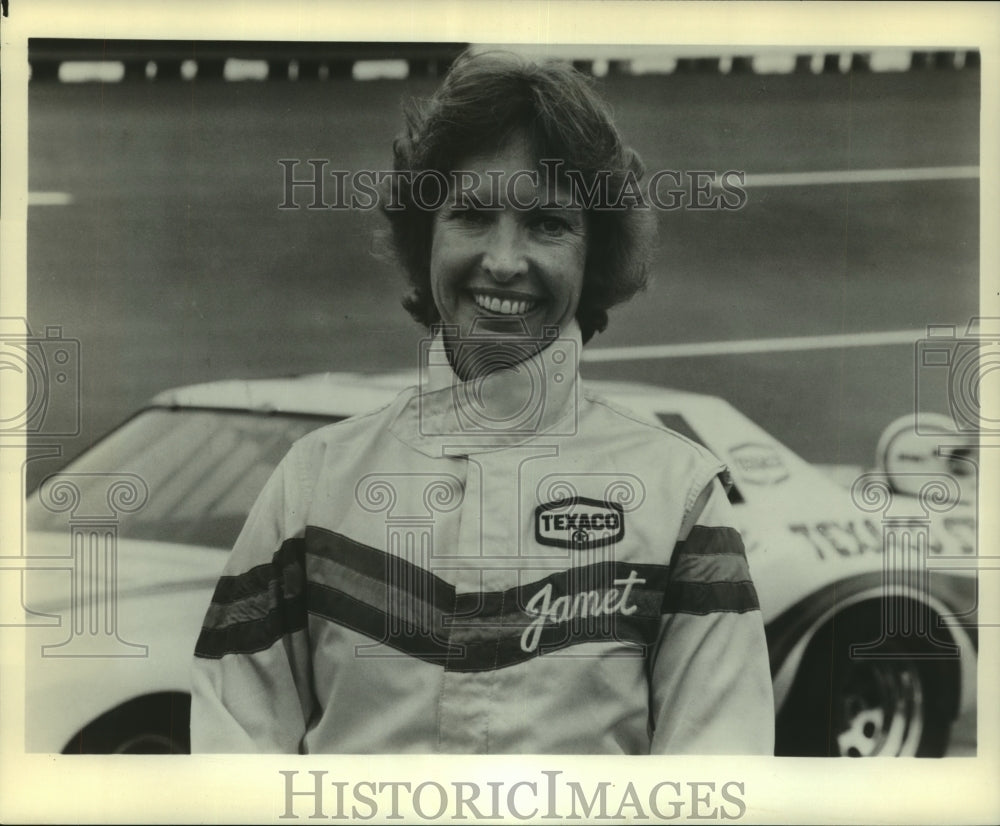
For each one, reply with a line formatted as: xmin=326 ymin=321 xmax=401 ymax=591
xmin=520 ymin=569 xmax=646 ymax=653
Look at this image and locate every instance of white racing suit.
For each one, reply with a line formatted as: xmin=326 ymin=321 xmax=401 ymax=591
xmin=191 ymin=322 xmax=775 ymax=754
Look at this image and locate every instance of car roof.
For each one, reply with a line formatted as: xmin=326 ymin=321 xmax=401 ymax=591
xmin=149 ymin=370 xmax=723 ymax=418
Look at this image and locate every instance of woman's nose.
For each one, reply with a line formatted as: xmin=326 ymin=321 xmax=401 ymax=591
xmin=481 ymin=219 xmax=528 ymax=282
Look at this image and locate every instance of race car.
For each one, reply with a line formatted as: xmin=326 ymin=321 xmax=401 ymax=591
xmin=19 ymin=371 xmax=979 ymax=756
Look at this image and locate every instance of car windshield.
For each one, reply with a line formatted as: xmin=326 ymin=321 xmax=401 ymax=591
xmin=26 ymin=407 xmax=340 ymax=549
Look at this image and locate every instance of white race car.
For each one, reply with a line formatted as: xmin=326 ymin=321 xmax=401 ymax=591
xmin=20 ymin=372 xmax=979 ymax=756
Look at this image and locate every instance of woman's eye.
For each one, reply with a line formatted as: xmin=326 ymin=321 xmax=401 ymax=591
xmin=534 ymin=215 xmax=571 ymax=235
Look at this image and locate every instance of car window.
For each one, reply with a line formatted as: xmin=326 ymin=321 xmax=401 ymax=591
xmin=26 ymin=408 xmax=341 ymax=549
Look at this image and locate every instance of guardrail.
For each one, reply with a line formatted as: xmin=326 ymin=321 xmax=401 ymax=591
xmin=27 ymin=40 xmax=980 ymax=81
xmin=28 ymin=39 xmax=469 ymax=81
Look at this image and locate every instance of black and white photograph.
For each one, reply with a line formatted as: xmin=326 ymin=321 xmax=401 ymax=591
xmin=1 ymin=1 xmax=998 ymax=823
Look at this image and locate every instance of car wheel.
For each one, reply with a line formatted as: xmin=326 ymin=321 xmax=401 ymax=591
xmin=777 ymin=617 xmax=954 ymax=757
xmin=832 ymin=654 xmax=928 ymax=756
xmin=63 ymin=693 xmax=191 ymax=755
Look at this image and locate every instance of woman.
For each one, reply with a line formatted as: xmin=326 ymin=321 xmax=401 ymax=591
xmin=191 ymin=50 xmax=774 ymax=754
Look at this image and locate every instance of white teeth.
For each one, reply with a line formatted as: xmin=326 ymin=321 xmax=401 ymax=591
xmin=472 ymin=293 xmax=538 ymax=315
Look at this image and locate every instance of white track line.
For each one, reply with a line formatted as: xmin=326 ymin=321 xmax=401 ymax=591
xmin=27 ymin=192 xmax=74 ymax=206
xmin=20 ymin=167 xmax=975 ymax=208
xmin=742 ymin=166 xmax=978 ymax=187
xmin=583 ymin=329 xmax=927 ymax=362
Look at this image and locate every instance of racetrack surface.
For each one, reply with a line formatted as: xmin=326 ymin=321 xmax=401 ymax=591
xmin=26 ymin=67 xmax=979 ymax=488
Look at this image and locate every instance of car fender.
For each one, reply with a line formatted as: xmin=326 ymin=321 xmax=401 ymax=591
xmin=22 ymin=532 xmax=224 ymax=752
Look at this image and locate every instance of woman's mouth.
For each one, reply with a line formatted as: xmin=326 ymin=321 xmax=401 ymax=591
xmin=471 ymin=292 xmax=540 ymax=316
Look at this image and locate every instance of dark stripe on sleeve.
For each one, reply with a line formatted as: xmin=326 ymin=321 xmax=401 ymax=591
xmin=663 ymin=525 xmax=760 ymax=614
xmin=207 ymin=538 xmax=305 ymax=605
xmin=662 ymin=580 xmax=761 ymax=615
xmin=194 ymin=537 xmax=308 ymax=659
xmin=669 ymin=526 xmax=753 ymax=585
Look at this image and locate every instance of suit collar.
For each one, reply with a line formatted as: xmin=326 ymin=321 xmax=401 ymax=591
xmin=390 ymin=321 xmax=582 ymax=456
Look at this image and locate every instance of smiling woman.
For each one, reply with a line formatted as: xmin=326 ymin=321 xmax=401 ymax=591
xmin=190 ymin=49 xmax=776 ymax=756
xmin=383 ymin=50 xmax=656 ymax=346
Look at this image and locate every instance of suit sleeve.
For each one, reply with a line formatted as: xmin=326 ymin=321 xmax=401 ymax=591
xmin=648 ymin=473 xmax=775 ymax=754
xmin=190 ymin=445 xmax=317 ymax=753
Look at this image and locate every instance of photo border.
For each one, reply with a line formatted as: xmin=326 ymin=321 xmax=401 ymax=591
xmin=2 ymin=1 xmax=998 ymax=823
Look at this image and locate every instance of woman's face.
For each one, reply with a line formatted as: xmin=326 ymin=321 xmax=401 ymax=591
xmin=429 ymin=135 xmax=588 ymax=369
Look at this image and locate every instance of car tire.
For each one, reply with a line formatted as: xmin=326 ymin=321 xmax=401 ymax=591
xmin=63 ymin=693 xmax=191 ymax=754
xmin=776 ymin=617 xmax=953 ymax=757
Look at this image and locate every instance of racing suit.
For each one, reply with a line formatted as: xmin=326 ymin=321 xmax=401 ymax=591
xmin=191 ymin=322 xmax=775 ymax=754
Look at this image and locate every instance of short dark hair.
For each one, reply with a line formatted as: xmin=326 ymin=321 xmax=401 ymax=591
xmin=381 ymin=50 xmax=656 ymax=344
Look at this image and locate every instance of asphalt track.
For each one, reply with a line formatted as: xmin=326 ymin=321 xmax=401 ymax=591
xmin=25 ymin=67 xmax=979 ymax=488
